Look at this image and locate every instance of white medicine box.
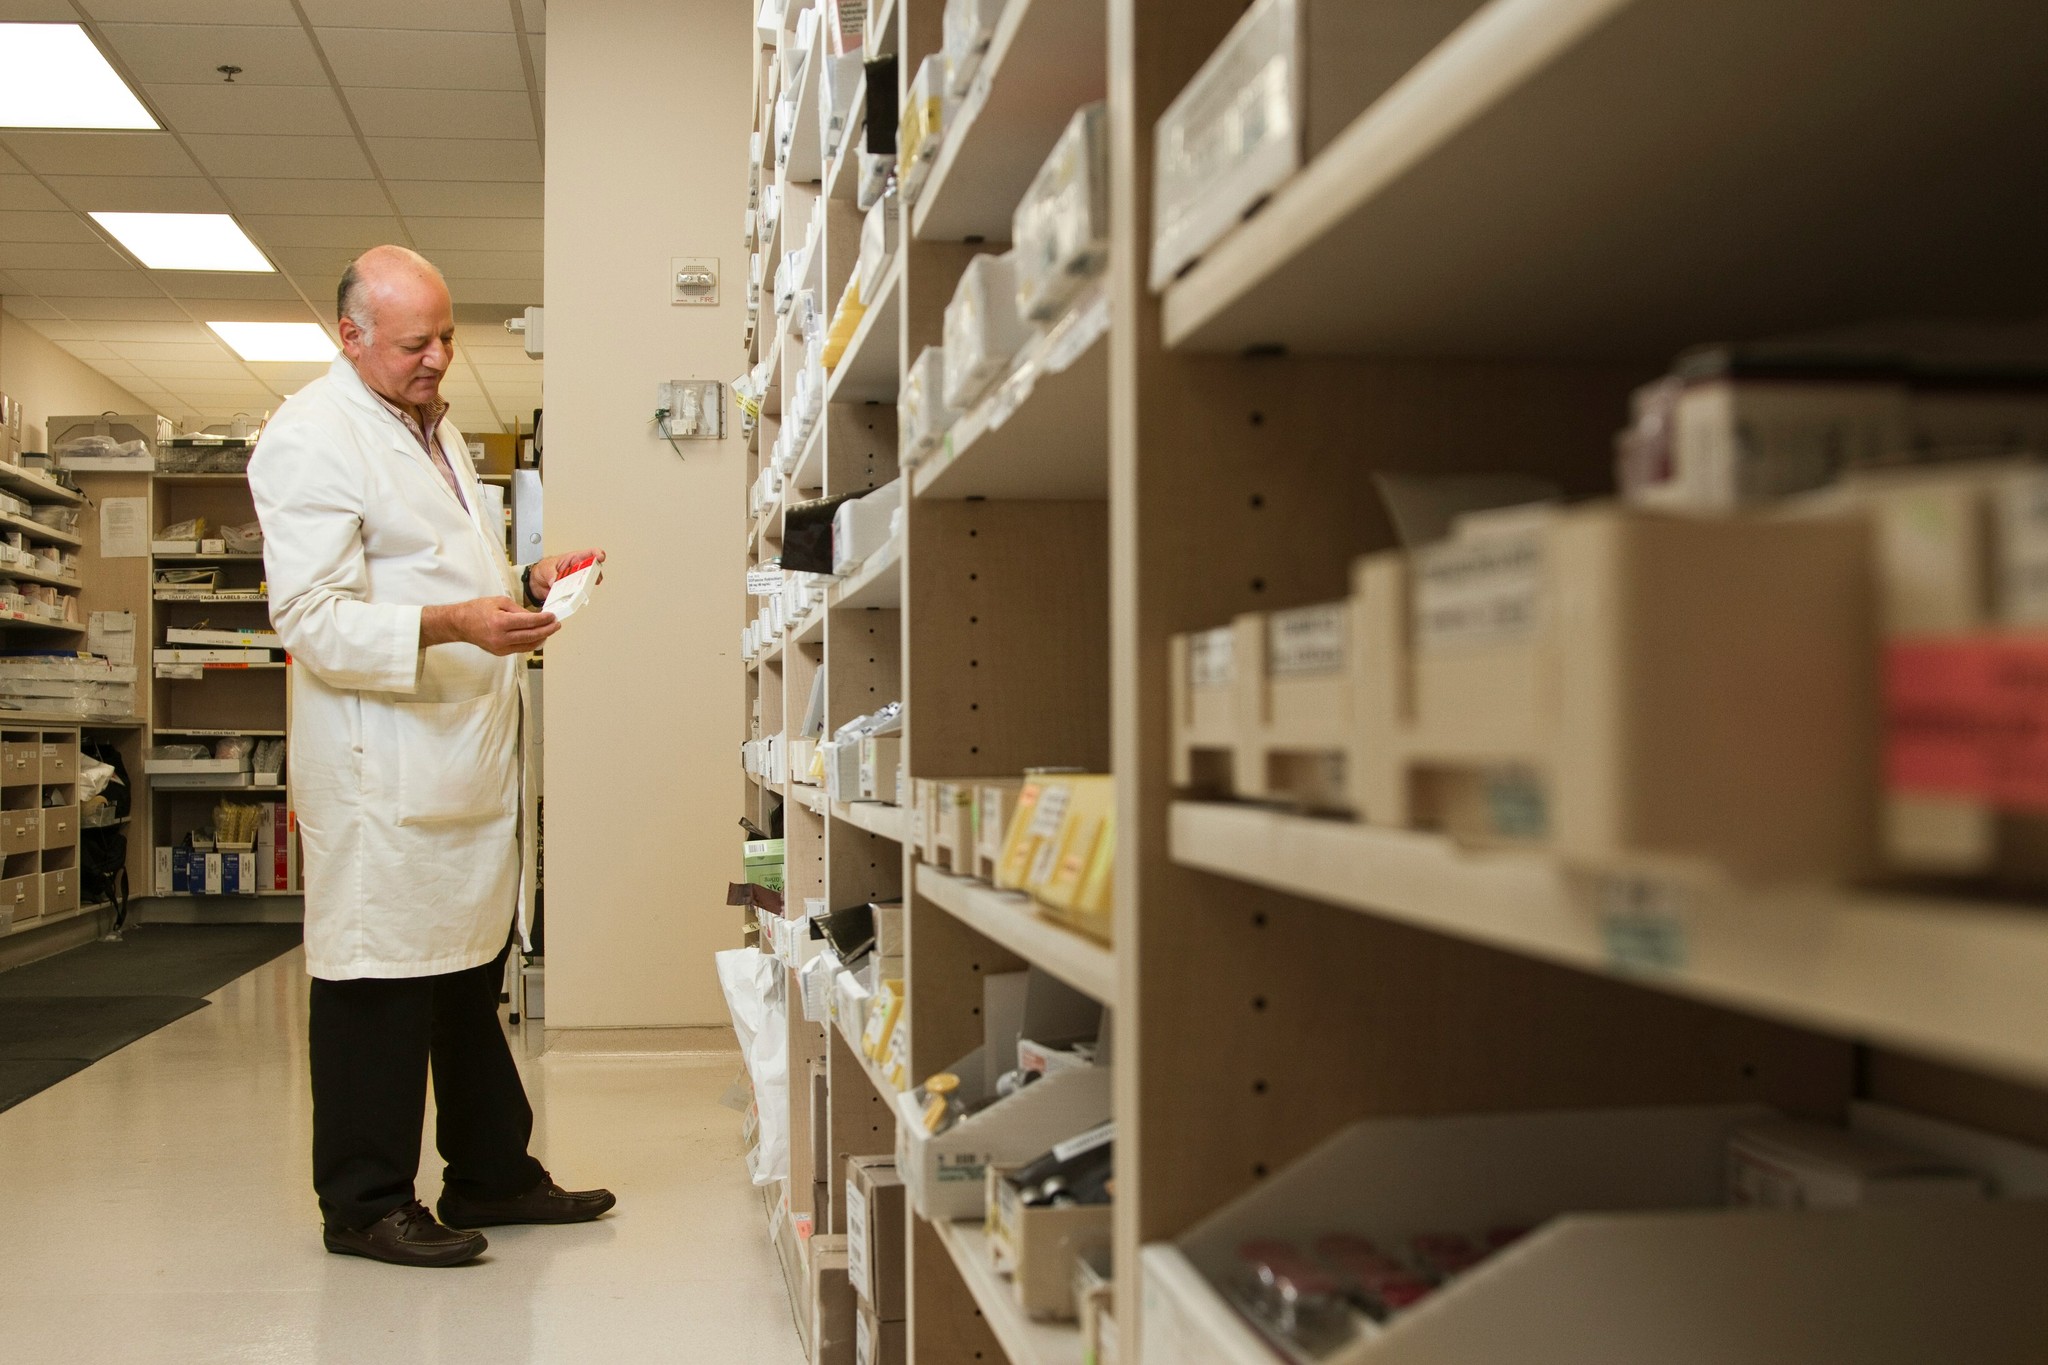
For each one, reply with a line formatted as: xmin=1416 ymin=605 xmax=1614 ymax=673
xmin=1150 ymin=0 xmax=1488 ymax=289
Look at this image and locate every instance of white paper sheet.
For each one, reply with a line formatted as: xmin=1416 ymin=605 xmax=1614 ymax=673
xmin=99 ymin=496 xmax=149 ymax=558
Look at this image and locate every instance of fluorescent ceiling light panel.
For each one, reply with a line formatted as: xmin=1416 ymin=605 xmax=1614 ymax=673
xmin=207 ymin=322 xmax=338 ymax=363
xmin=0 ymin=25 xmax=157 ymax=130
xmin=90 ymin=213 xmax=274 ymax=273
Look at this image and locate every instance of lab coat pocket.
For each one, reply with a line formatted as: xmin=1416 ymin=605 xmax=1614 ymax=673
xmin=390 ymin=688 xmax=519 ymax=826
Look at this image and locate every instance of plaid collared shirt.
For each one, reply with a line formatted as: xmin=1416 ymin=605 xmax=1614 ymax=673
xmin=366 ymin=379 xmax=466 ymax=511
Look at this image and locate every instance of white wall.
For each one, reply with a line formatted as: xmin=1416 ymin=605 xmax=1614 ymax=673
xmin=543 ymin=0 xmax=752 ymax=1028
xmin=0 ymin=311 xmax=150 ymax=450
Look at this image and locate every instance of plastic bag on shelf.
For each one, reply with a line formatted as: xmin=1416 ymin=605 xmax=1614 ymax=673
xmin=157 ymin=518 xmax=206 ymax=542
xmin=715 ymin=946 xmax=790 ymax=1186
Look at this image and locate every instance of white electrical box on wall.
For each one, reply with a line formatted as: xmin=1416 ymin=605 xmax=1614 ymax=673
xmin=658 ymin=379 xmax=725 ymax=440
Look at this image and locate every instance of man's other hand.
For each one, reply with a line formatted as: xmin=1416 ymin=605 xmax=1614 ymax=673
xmin=528 ymin=547 xmax=607 ymax=598
xmin=422 ymin=597 xmax=560 ymax=655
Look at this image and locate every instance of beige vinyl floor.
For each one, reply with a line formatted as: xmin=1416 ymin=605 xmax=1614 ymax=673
xmin=0 ymin=945 xmax=806 ymax=1365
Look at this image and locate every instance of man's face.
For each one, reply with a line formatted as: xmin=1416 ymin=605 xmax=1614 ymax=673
xmin=338 ymin=274 xmax=456 ymax=412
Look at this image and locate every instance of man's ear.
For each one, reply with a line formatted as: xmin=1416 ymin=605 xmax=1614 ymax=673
xmin=337 ymin=316 xmax=364 ymax=357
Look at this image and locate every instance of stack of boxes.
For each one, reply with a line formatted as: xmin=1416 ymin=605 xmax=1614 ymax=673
xmin=845 ymin=1156 xmax=907 ymax=1365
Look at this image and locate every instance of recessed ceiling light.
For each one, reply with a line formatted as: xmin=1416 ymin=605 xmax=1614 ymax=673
xmin=0 ymin=24 xmax=157 ymax=130
xmin=207 ymin=322 xmax=338 ymax=363
xmin=90 ymin=213 xmax=273 ymax=273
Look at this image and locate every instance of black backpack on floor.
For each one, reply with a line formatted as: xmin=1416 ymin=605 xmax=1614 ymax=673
xmin=81 ymin=740 xmax=133 ymax=933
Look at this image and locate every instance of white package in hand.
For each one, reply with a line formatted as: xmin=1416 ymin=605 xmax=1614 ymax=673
xmin=542 ymin=553 xmax=601 ymax=621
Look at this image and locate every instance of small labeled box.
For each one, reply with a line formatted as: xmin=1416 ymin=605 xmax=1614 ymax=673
xmin=1355 ymin=503 xmax=1876 ymax=879
xmin=941 ymin=250 xmax=1035 ymax=413
xmin=846 ymin=1155 xmax=908 ymax=1321
xmin=1150 ymin=0 xmax=1486 ymax=288
xmin=987 ymin=1165 xmax=1113 ymax=1322
xmin=1014 ymin=102 xmax=1110 ymax=323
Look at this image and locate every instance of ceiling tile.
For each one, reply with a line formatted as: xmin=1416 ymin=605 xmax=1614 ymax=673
xmin=441 ymin=281 xmax=542 ymax=309
xmin=133 ymin=361 xmax=257 ymax=380
xmin=386 ymin=180 xmax=540 ymax=218
xmin=37 ymin=296 xmax=189 ymax=320
xmin=54 ymin=338 xmax=117 ymax=360
xmin=245 ymin=360 xmax=332 ymax=385
xmin=320 ymin=29 xmax=526 ymax=91
xmin=0 ymin=240 xmax=129 ymax=271
xmin=0 ymin=175 xmax=65 ymax=212
xmin=4 ymin=267 xmax=157 ymax=298
xmin=519 ymin=0 xmax=544 ymax=35
xmin=215 ymin=178 xmax=393 ymax=215
xmin=0 ymin=295 xmax=65 ymax=319
xmin=110 ymin=341 xmax=232 ymax=361
xmin=370 ymin=137 xmax=539 ymax=183
xmin=238 ymin=214 xmax=404 ymax=249
xmin=405 ymin=217 xmax=541 ymax=252
xmin=77 ymin=321 xmax=216 ymax=344
xmin=0 ymin=146 xmax=24 ymax=175
xmin=22 ymin=319 xmax=91 ymax=341
xmin=90 ymin=358 xmax=147 ymax=379
xmin=418 ymin=248 xmax=541 ymax=278
xmin=153 ymin=377 xmax=274 ymax=394
xmin=158 ymin=273 xmax=309 ymax=301
xmin=0 ymin=210 xmax=99 ymax=242
xmin=347 ymin=87 xmax=534 ymax=140
xmin=184 ymin=134 xmax=373 ymax=180
xmin=299 ymin=0 xmax=512 ymax=30
xmin=269 ymin=245 xmax=356 ymax=280
xmin=143 ymin=83 xmax=352 ymax=137
xmin=96 ymin=24 xmax=327 ymax=87
xmin=83 ymin=0 xmax=299 ymax=21
xmin=1 ymin=132 xmax=201 ymax=179
xmin=175 ymin=297 xmax=321 ymax=324
xmin=47 ymin=175 xmax=231 ymax=213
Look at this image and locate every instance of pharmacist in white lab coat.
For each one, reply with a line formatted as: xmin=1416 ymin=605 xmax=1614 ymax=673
xmin=250 ymin=245 xmax=612 ymax=1269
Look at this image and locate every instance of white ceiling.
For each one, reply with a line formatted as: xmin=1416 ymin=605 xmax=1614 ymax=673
xmin=0 ymin=0 xmax=546 ymax=435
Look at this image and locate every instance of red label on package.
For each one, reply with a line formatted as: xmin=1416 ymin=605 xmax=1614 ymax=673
xmin=1886 ymin=636 xmax=2048 ymax=811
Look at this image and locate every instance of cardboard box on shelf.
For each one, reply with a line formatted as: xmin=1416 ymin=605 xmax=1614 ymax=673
xmin=895 ymin=969 xmax=1108 ymax=1220
xmin=972 ymin=779 xmax=1026 ymax=881
xmin=809 ymin=1234 xmax=858 ymax=1365
xmin=1726 ymin=1117 xmax=1987 ymax=1209
xmin=1354 ymin=503 xmax=1877 ymax=881
xmin=858 ymin=735 xmax=901 ymax=804
xmin=987 ymin=1166 xmax=1113 ymax=1321
xmin=845 ymin=1155 xmax=906 ymax=1321
xmin=929 ymin=781 xmax=975 ymax=874
xmin=855 ymin=1305 xmax=905 ymax=1365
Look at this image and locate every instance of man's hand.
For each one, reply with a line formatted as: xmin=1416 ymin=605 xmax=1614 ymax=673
xmin=421 ymin=597 xmax=560 ymax=656
xmin=527 ymin=547 xmax=607 ymax=599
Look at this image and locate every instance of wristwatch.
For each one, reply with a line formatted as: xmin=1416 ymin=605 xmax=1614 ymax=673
xmin=521 ymin=563 xmax=539 ymax=607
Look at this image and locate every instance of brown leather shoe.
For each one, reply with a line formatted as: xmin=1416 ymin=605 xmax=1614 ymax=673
xmin=324 ymin=1200 xmax=487 ymax=1267
xmin=438 ymin=1177 xmax=616 ymax=1228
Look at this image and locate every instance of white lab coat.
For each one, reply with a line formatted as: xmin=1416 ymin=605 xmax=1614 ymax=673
xmin=250 ymin=357 xmax=526 ymax=980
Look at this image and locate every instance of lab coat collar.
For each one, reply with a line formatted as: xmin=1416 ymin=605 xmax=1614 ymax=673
xmin=330 ymin=357 xmax=499 ymax=556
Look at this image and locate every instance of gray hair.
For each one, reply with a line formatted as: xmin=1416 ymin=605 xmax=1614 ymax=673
xmin=337 ymin=246 xmax=447 ymax=340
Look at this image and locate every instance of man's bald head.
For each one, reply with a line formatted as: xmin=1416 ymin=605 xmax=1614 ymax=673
xmin=337 ymin=245 xmax=457 ymax=414
xmin=337 ymin=245 xmax=448 ymax=342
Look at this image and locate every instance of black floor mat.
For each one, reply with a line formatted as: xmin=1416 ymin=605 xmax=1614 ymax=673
xmin=0 ymin=924 xmax=301 ymax=1112
xmin=0 ymin=924 xmax=301 ymax=999
xmin=0 ymin=997 xmax=205 ymax=1061
xmin=0 ymin=1058 xmax=88 ymax=1111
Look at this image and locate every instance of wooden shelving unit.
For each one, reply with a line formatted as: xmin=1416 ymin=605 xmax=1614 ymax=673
xmin=733 ymin=1 xmax=2048 ymax=1361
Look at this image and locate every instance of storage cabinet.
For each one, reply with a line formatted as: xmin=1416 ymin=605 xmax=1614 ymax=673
xmin=0 ymin=726 xmax=85 ymax=932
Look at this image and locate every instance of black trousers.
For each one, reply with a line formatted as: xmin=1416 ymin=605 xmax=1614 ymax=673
xmin=309 ymin=939 xmax=547 ymax=1230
